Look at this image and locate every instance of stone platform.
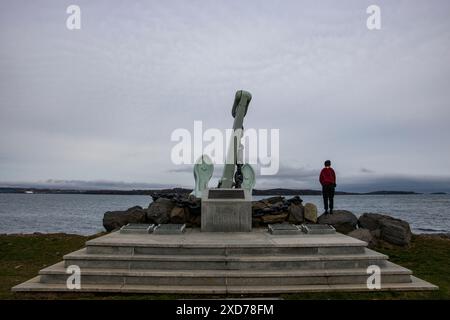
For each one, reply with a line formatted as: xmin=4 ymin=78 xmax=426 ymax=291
xmin=12 ymin=228 xmax=437 ymax=294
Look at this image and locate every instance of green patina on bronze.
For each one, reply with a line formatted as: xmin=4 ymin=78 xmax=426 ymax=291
xmin=192 ymin=90 xmax=256 ymax=197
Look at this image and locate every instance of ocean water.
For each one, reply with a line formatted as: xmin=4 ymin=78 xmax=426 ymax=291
xmin=0 ymin=193 xmax=449 ymax=235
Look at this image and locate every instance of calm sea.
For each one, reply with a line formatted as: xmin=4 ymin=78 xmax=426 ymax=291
xmin=0 ymin=193 xmax=449 ymax=235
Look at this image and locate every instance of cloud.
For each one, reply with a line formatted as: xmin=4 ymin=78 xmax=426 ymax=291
xmin=1 ymin=1 xmax=450 ymax=191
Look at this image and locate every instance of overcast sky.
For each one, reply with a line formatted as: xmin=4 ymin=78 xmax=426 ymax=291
xmin=1 ymin=0 xmax=450 ymax=192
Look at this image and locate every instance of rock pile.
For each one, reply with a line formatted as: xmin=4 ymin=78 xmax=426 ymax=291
xmin=317 ymin=210 xmax=358 ymax=234
xmin=357 ymin=213 xmax=412 ymax=247
xmin=316 ymin=211 xmax=413 ymax=248
xmin=103 ymin=192 xmax=201 ymax=232
xmin=103 ymin=206 xmax=147 ymax=232
xmin=251 ymin=196 xmax=318 ymax=226
xmin=102 ymin=194 xmax=413 ymax=248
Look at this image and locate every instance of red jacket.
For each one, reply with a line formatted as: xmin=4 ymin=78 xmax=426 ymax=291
xmin=320 ymin=167 xmax=336 ymax=186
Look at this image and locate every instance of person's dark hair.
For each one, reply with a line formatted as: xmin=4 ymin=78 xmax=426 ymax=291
xmin=324 ymin=160 xmax=331 ymax=167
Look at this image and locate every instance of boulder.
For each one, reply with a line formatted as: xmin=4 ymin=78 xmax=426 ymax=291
xmin=380 ymin=219 xmax=412 ymax=246
xmin=188 ymin=214 xmax=201 ymax=227
xmin=102 ymin=206 xmax=146 ymax=232
xmin=358 ymin=213 xmax=412 ymax=246
xmin=303 ymin=203 xmax=318 ymax=223
xmin=265 ymin=196 xmax=285 ymax=204
xmin=252 ymin=200 xmax=269 ymax=217
xmin=347 ymin=228 xmax=377 ymax=248
xmin=288 ymin=203 xmax=304 ymax=223
xmin=286 ymin=195 xmax=303 ymax=205
xmin=317 ymin=210 xmax=358 ymax=234
xmin=371 ymin=229 xmax=381 ymax=239
xmin=146 ymin=198 xmax=175 ymax=224
xmin=170 ymin=206 xmax=186 ymax=224
xmin=252 ymin=218 xmax=263 ymax=228
xmin=187 ymin=200 xmax=201 ymax=215
xmin=270 ymin=203 xmax=287 ymax=213
xmin=358 ymin=213 xmax=386 ymax=231
xmin=261 ymin=213 xmax=288 ymax=224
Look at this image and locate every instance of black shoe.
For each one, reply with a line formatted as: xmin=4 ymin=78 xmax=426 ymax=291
xmin=329 ymin=210 xmax=333 ymax=214
xmin=323 ymin=211 xmax=329 ymax=215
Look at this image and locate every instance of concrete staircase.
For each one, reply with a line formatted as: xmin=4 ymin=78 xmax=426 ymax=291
xmin=12 ymin=229 xmax=437 ymax=294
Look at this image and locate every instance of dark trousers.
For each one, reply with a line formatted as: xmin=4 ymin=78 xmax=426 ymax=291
xmin=322 ymin=184 xmax=335 ymax=212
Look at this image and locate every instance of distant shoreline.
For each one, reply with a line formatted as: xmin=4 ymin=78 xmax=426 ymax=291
xmin=0 ymin=187 xmax=433 ymax=196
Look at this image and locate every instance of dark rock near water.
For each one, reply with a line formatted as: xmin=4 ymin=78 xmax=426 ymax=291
xmin=251 ymin=195 xmax=304 ymax=226
xmin=170 ymin=206 xmax=186 ymax=224
xmin=317 ymin=210 xmax=358 ymax=234
xmin=103 ymin=206 xmax=146 ymax=232
xmin=261 ymin=213 xmax=289 ymax=224
xmin=303 ymin=203 xmax=318 ymax=223
xmin=358 ymin=213 xmax=412 ymax=246
xmin=265 ymin=196 xmax=285 ymax=204
xmin=288 ymin=203 xmax=304 ymax=223
xmin=188 ymin=214 xmax=201 ymax=227
xmin=286 ymin=195 xmax=303 ymax=205
xmin=358 ymin=213 xmax=385 ymax=231
xmin=252 ymin=200 xmax=268 ymax=216
xmin=101 ymin=195 xmax=412 ymax=247
xmin=347 ymin=228 xmax=377 ymax=248
xmin=102 ymin=195 xmax=308 ymax=230
xmin=380 ymin=219 xmax=412 ymax=246
xmin=146 ymin=198 xmax=174 ymax=224
xmin=100 ymin=193 xmax=208 ymax=231
xmin=150 ymin=192 xmax=201 ymax=211
xmin=187 ymin=202 xmax=202 ymax=216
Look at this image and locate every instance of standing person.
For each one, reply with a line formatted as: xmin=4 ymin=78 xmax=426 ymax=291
xmin=319 ymin=160 xmax=336 ymax=214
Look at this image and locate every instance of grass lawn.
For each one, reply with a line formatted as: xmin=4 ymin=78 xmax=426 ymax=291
xmin=1 ymin=233 xmax=448 ymax=300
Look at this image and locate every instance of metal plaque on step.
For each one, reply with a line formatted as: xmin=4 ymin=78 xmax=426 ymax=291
xmin=208 ymin=189 xmax=245 ymax=199
xmin=268 ymin=223 xmax=302 ymax=235
xmin=153 ymin=224 xmax=186 ymax=234
xmin=301 ymin=224 xmax=336 ymax=234
xmin=120 ymin=223 xmax=155 ymax=234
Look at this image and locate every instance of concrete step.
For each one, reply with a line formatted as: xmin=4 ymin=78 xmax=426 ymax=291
xmin=64 ymin=248 xmax=388 ymax=270
xmin=12 ymin=275 xmax=438 ymax=294
xmin=11 ymin=230 xmax=439 ymax=294
xmin=86 ymin=244 xmax=365 ymax=256
xmin=85 ymin=230 xmax=368 ymax=256
xmin=39 ymin=261 xmax=412 ymax=286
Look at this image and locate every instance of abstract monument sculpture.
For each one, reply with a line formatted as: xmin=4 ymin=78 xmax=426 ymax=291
xmin=192 ymin=155 xmax=214 ymax=198
xmin=192 ymin=90 xmax=256 ymax=197
xmin=193 ymin=90 xmax=255 ymax=231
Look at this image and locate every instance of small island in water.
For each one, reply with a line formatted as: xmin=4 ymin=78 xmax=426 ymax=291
xmin=0 ymin=187 xmax=424 ymax=196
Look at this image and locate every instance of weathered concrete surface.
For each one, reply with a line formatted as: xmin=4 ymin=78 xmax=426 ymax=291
xmin=12 ymin=228 xmax=438 ymax=294
xmin=201 ymin=188 xmax=252 ymax=232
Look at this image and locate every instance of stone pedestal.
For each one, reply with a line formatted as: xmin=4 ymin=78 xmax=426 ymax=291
xmin=201 ymin=188 xmax=252 ymax=232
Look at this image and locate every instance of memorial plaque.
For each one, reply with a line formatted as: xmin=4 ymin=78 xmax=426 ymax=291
xmin=153 ymin=223 xmax=186 ymax=234
xmin=268 ymin=223 xmax=302 ymax=235
xmin=202 ymin=188 xmax=252 ymax=232
xmin=301 ymin=224 xmax=336 ymax=234
xmin=120 ymin=223 xmax=155 ymax=234
xmin=208 ymin=189 xmax=245 ymax=199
